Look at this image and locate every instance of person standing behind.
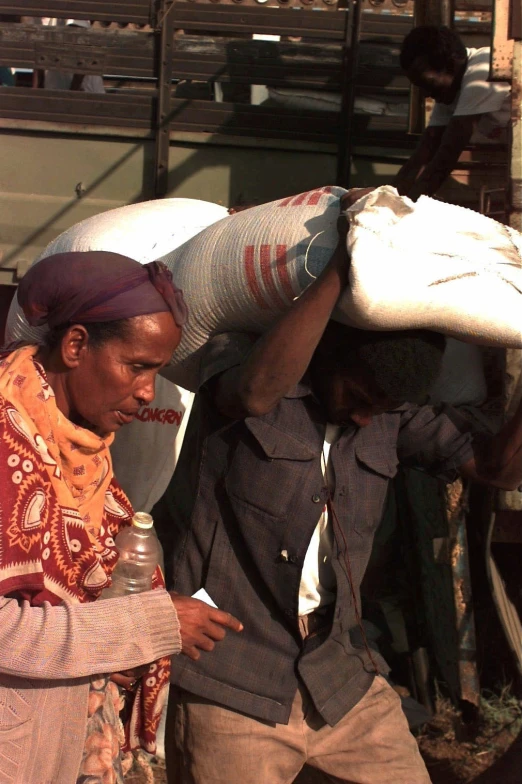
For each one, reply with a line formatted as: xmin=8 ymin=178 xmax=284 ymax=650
xmin=42 ymin=18 xmax=105 ymax=93
xmin=346 ymin=25 xmax=511 ymax=206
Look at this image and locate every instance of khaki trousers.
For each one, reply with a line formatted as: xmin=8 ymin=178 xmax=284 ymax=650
xmin=165 ymin=675 xmax=431 ymax=784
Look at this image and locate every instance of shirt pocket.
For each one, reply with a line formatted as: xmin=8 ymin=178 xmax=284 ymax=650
xmin=225 ymin=417 xmax=316 ymax=523
xmin=352 ymin=442 xmax=398 ymax=535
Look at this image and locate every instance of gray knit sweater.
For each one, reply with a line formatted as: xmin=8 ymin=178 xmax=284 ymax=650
xmin=0 ymin=590 xmax=181 ymax=784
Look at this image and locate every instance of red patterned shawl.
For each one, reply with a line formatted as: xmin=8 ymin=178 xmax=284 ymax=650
xmin=0 ymin=345 xmax=170 ymax=753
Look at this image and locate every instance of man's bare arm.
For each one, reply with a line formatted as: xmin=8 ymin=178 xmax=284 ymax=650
xmin=214 ymin=222 xmax=350 ymax=420
xmin=393 ymin=125 xmax=445 ymax=196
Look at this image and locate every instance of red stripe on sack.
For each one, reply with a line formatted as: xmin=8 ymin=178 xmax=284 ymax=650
xmin=279 ymin=195 xmax=294 ymax=207
xmin=306 ymin=189 xmax=323 ymax=206
xmin=260 ymin=245 xmax=287 ymax=310
xmin=244 ymin=245 xmax=269 ymax=310
xmin=275 ymin=244 xmax=295 ymax=303
xmin=307 ymin=186 xmax=334 ymax=205
xmin=290 ymin=191 xmax=311 ymax=207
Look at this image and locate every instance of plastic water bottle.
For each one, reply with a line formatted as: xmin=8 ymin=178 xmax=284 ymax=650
xmin=101 ymin=512 xmax=163 ymax=598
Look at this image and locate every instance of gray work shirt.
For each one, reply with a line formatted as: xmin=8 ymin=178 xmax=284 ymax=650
xmin=155 ymin=333 xmax=474 ymax=726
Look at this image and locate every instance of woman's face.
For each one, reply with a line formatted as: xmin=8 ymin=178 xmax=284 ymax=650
xmin=64 ymin=312 xmax=181 ymax=434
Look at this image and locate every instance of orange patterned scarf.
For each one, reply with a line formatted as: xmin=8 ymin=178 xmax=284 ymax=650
xmin=0 ymin=346 xmax=170 ymax=752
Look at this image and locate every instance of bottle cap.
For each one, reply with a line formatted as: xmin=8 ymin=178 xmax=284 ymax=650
xmin=132 ymin=512 xmax=154 ymax=529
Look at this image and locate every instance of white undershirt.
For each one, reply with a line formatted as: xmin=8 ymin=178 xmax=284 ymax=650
xmin=428 ymin=48 xmax=511 ymax=143
xmin=298 ymin=423 xmax=340 ymax=616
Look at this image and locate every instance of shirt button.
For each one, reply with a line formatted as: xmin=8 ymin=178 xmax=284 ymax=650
xmin=312 ymin=493 xmax=321 ymax=503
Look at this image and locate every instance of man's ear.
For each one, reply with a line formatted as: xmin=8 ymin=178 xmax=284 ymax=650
xmin=60 ymin=325 xmax=90 ymax=369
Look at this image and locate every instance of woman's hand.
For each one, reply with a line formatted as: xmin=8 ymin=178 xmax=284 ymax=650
xmin=110 ymin=664 xmax=150 ymax=691
xmin=170 ymin=593 xmax=243 ymax=661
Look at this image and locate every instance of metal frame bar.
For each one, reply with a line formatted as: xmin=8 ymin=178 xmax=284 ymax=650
xmin=154 ymin=0 xmax=174 ymax=197
xmin=336 ymin=0 xmax=359 ymax=186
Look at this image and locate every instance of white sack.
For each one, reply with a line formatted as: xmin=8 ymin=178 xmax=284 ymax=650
xmin=159 ymin=186 xmax=348 ymax=389
xmin=338 ymin=186 xmax=522 ymax=343
xmin=158 ymin=185 xmax=521 ymax=391
xmin=6 ymin=197 xmax=229 ymax=346
xmin=110 ymin=379 xmax=194 ymax=513
xmin=5 ymin=197 xmax=228 ymax=509
xmin=7 ymin=187 xmax=515 ymax=400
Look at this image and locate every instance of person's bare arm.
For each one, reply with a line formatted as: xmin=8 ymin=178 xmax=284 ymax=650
xmin=459 ymin=397 xmax=522 ymax=490
xmin=405 ymin=115 xmax=475 ymax=201
xmin=214 ymin=219 xmax=350 ymax=420
xmin=340 ymin=125 xmax=445 ymax=209
xmin=392 ymin=125 xmax=446 ymax=196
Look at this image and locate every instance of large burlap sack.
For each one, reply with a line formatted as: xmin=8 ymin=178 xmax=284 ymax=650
xmin=337 ymin=186 xmax=522 ymax=343
xmin=158 ymin=185 xmax=346 ymax=389
xmin=156 ymin=185 xmax=521 ymax=391
xmin=6 ymin=197 xmax=229 ymax=346
xmin=5 ymin=197 xmax=228 ymax=509
xmin=110 ymin=378 xmax=194 ymax=513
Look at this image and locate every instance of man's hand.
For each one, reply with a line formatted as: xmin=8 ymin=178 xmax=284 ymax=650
xmin=341 ymin=187 xmax=376 ymax=210
xmin=170 ymin=594 xmax=243 ymax=661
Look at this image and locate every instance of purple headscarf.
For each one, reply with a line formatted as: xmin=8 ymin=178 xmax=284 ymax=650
xmin=18 ymin=251 xmax=188 ymax=329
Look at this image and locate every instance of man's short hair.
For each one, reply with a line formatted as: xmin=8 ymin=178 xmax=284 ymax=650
xmin=314 ymin=322 xmax=446 ymax=404
xmin=400 ymin=25 xmax=467 ymax=73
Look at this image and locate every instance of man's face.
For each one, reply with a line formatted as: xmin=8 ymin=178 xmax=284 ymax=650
xmin=65 ymin=312 xmax=181 ymax=434
xmin=406 ymin=55 xmax=461 ymax=104
xmin=311 ymin=362 xmax=402 ymax=428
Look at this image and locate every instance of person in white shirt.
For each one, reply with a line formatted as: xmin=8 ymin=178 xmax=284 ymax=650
xmin=346 ymin=25 xmax=511 ymax=206
xmin=42 ymin=19 xmax=105 ymax=93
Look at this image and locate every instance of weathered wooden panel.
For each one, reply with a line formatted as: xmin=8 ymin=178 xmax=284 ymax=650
xmin=0 ymin=23 xmax=156 ymax=77
xmin=168 ymin=98 xmax=341 ymax=141
xmin=0 ymin=0 xmax=153 ymax=25
xmin=167 ymin=98 xmax=410 ymax=143
xmin=169 ymin=3 xmax=350 ymax=39
xmin=170 ymin=36 xmax=407 ymax=90
xmin=360 ymin=9 xmax=412 ymax=43
xmin=491 ymin=0 xmax=514 ymax=80
xmin=172 ymin=36 xmax=345 ymax=88
xmin=0 ymin=86 xmax=154 ymax=128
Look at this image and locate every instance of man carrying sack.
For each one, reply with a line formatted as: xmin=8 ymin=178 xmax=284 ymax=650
xmin=154 ymin=209 xmax=522 ymax=784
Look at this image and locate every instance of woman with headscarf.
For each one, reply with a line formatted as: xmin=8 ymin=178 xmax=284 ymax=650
xmin=0 ymin=251 xmax=242 ymax=784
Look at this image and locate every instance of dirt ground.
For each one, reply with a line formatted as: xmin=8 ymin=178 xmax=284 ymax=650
xmin=126 ymin=690 xmax=522 ymax=784
xmin=417 ymin=691 xmax=522 ymax=784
